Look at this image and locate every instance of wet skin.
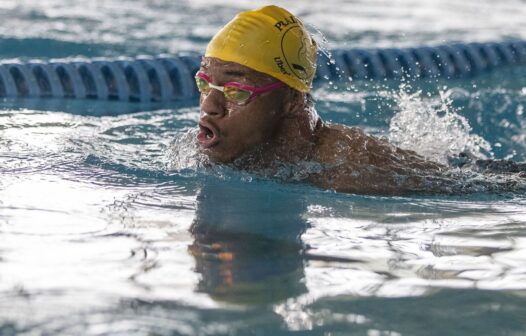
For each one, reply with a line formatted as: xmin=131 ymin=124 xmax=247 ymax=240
xmin=197 ymin=57 xmax=290 ymax=163
xmin=198 ymin=57 xmax=447 ymax=195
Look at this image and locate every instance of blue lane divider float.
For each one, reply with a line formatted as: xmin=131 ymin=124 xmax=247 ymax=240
xmin=0 ymin=41 xmax=525 ymax=103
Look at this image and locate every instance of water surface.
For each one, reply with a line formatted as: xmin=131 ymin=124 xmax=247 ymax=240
xmin=1 ymin=0 xmax=526 ymax=335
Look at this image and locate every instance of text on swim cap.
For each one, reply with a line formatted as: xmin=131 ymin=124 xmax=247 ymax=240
xmin=274 ymin=15 xmax=297 ymax=32
xmin=274 ymin=57 xmax=291 ymax=75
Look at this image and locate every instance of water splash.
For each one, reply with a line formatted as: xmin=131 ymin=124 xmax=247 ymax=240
xmin=306 ymin=22 xmax=352 ymax=91
xmin=389 ymin=85 xmax=493 ymax=164
xmin=165 ymin=128 xmax=209 ymax=171
xmin=164 ymin=128 xmax=254 ymax=183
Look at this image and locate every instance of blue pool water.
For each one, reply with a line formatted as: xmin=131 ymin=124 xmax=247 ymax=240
xmin=1 ymin=1 xmax=526 ymax=335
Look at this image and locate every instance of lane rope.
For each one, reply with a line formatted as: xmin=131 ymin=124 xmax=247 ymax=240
xmin=0 ymin=41 xmax=525 ymax=102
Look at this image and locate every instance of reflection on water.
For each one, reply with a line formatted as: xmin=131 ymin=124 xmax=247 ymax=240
xmin=302 ymin=195 xmax=526 ymax=295
xmin=189 ymin=179 xmax=308 ymax=304
xmin=275 ymin=288 xmax=526 ymax=334
xmin=1 ymin=0 xmax=526 ymax=332
xmin=2 ymin=101 xmax=526 ymax=334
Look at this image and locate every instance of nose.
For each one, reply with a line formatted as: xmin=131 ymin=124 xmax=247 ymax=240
xmin=199 ymin=89 xmax=226 ymax=119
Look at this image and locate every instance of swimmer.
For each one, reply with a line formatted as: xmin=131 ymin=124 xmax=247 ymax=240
xmin=195 ymin=5 xmax=524 ymax=195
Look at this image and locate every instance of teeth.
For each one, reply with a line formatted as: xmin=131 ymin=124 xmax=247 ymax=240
xmin=206 ymin=133 xmax=212 ymax=139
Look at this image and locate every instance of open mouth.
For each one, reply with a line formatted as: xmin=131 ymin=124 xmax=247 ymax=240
xmin=197 ymin=122 xmax=220 ymax=148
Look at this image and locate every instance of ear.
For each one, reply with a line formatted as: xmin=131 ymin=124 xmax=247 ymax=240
xmin=282 ymin=88 xmax=306 ymax=118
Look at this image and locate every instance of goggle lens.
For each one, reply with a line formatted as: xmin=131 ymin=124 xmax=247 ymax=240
xmin=195 ymin=76 xmax=210 ymax=93
xmin=224 ymin=86 xmax=251 ymax=104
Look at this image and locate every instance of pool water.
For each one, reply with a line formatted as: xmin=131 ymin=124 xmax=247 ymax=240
xmin=1 ymin=1 xmax=526 ymax=335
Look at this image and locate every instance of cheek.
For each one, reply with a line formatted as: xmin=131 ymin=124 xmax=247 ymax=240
xmin=226 ymin=108 xmax=280 ymax=142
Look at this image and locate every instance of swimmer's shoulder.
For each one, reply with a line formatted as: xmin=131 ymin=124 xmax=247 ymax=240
xmin=313 ymin=123 xmax=373 ymax=161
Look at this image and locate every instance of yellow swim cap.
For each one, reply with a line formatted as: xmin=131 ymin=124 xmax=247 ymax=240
xmin=205 ymin=5 xmax=317 ymax=93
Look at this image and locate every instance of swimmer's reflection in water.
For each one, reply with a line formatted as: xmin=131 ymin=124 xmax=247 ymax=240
xmin=189 ymin=180 xmax=308 ymax=303
xmin=194 ymin=5 xmax=526 ymax=196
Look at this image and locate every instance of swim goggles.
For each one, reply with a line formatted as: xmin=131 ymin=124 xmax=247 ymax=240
xmin=195 ymin=72 xmax=285 ymax=105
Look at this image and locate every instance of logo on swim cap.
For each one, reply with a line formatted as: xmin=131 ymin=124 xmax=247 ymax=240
xmin=281 ymin=26 xmax=316 ymax=82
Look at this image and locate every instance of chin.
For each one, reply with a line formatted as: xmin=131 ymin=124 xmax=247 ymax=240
xmin=200 ymin=146 xmax=240 ymax=164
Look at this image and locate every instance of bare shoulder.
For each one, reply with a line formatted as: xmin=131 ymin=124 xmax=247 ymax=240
xmin=313 ymin=123 xmax=415 ymax=165
xmin=314 ymin=124 xmax=369 ymax=152
xmin=308 ymin=123 xmax=446 ymax=195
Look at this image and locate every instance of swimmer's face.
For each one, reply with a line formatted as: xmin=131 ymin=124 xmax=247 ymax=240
xmin=197 ymin=57 xmax=288 ymax=163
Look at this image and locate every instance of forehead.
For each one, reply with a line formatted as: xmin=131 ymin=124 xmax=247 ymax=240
xmin=200 ymin=57 xmax=276 ymax=83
